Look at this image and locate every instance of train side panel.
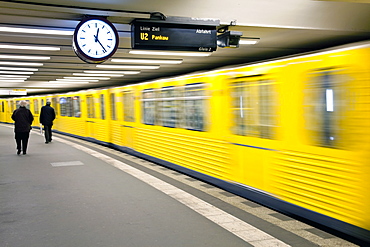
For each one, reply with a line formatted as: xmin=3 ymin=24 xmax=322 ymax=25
xmin=133 ymin=76 xmax=233 ymax=181
xmin=53 ymin=92 xmax=85 ymax=138
xmin=270 ymin=46 xmax=370 ymax=231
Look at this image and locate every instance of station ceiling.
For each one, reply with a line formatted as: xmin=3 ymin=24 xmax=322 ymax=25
xmin=0 ymin=0 xmax=370 ymax=95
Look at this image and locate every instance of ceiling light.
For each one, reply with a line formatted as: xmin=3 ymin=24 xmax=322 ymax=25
xmin=56 ymin=79 xmax=99 ymax=82
xmin=111 ymin=58 xmax=183 ymax=64
xmin=0 ymin=71 xmax=34 ymax=74
xmin=0 ymin=79 xmax=25 ymax=83
xmin=129 ymin=50 xmax=211 ymax=56
xmin=0 ymin=26 xmax=73 ymax=35
xmin=0 ymin=77 xmax=29 ymax=80
xmin=0 ymin=61 xmax=43 ymax=66
xmin=63 ymin=77 xmax=110 ymax=80
xmin=50 ymin=80 xmax=91 ymax=84
xmin=0 ymin=66 xmax=38 ymax=71
xmin=96 ymin=65 xmax=160 ymax=70
xmin=84 ymin=70 xmax=140 ymax=74
xmin=0 ymin=44 xmax=60 ymax=51
xmin=0 ymin=55 xmax=50 ymax=60
xmin=73 ymin=73 xmax=124 ymax=77
xmin=0 ymin=75 xmax=30 ymax=78
xmin=239 ymin=38 xmax=260 ymax=45
xmin=0 ymin=75 xmax=28 ymax=80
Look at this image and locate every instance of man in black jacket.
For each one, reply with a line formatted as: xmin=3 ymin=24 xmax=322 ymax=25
xmin=11 ymin=100 xmax=34 ymax=155
xmin=40 ymin=101 xmax=56 ymax=144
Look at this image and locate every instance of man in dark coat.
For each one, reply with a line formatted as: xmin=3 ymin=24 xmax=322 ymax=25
xmin=39 ymin=101 xmax=56 ymax=144
xmin=11 ymin=100 xmax=34 ymax=155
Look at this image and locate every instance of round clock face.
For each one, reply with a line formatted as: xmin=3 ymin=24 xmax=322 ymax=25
xmin=73 ymin=17 xmax=119 ymax=63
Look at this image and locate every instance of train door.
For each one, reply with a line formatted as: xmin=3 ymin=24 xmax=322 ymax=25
xmin=0 ymin=100 xmax=5 ymax=122
xmin=122 ymin=90 xmax=135 ymax=149
xmin=109 ymin=92 xmax=120 ymax=146
xmin=94 ymin=91 xmax=110 ymax=143
xmin=228 ymin=74 xmax=279 ymax=190
xmin=7 ymin=100 xmax=15 ymax=122
xmin=32 ymin=98 xmax=40 ymax=126
xmin=86 ymin=94 xmax=96 ymax=139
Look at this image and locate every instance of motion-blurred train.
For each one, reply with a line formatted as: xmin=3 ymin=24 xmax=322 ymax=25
xmin=1 ymin=41 xmax=370 ymax=243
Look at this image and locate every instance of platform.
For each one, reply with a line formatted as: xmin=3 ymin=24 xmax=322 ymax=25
xmin=0 ymin=124 xmax=359 ymax=247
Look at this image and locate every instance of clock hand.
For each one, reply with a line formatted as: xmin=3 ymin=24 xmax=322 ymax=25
xmin=93 ymin=28 xmax=107 ymax=52
xmin=96 ymin=39 xmax=107 ymax=52
xmin=94 ymin=28 xmax=100 ymax=42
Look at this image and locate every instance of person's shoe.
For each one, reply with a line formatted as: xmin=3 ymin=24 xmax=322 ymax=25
xmin=17 ymin=150 xmax=21 ymax=155
xmin=45 ymin=141 xmax=49 ymax=144
xmin=22 ymin=152 xmax=26 ymax=155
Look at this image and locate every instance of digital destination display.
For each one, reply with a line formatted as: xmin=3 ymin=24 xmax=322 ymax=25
xmin=131 ymin=20 xmax=217 ymax=52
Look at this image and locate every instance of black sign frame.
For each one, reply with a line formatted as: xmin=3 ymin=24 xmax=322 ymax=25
xmin=131 ymin=20 xmax=217 ymax=52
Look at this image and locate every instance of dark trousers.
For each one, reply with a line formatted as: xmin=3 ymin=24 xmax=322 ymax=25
xmin=15 ymin=132 xmax=30 ymax=153
xmin=44 ymin=125 xmax=52 ymax=142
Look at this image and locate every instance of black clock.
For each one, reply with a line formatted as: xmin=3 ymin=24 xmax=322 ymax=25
xmin=73 ymin=16 xmax=119 ymax=64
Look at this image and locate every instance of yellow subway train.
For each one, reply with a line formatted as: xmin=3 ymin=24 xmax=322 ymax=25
xmin=1 ymin=41 xmax=370 ymax=243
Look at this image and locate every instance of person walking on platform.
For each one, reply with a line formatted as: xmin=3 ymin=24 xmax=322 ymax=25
xmin=39 ymin=101 xmax=55 ymax=144
xmin=11 ymin=100 xmax=34 ymax=155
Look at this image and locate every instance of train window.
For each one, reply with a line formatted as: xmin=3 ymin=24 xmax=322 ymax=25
xmin=184 ymin=83 xmax=207 ymax=131
xmin=60 ymin=98 xmax=66 ymax=116
xmin=41 ymin=99 xmax=44 ymax=107
xmin=155 ymin=89 xmax=163 ymax=126
xmin=123 ymin=91 xmax=135 ymax=122
xmin=73 ymin=96 xmax=81 ymax=117
xmin=60 ymin=97 xmax=72 ymax=117
xmin=52 ymin=98 xmax=58 ymax=116
xmin=86 ymin=95 xmax=95 ymax=118
xmin=16 ymin=100 xmax=30 ymax=110
xmin=231 ymin=82 xmax=246 ymax=135
xmin=33 ymin=99 xmax=39 ymax=114
xmin=304 ymin=72 xmax=346 ymax=148
xmin=67 ymin=97 xmax=73 ymax=117
xmin=110 ymin=93 xmax=116 ymax=120
xmin=142 ymin=89 xmax=155 ymax=125
xmin=1 ymin=101 xmax=4 ymax=112
xmin=21 ymin=100 xmax=31 ymax=110
xmin=100 ymin=94 xmax=105 ymax=120
xmin=161 ymin=86 xmax=178 ymax=128
xmin=231 ymin=79 xmax=277 ymax=139
xmin=10 ymin=101 xmax=15 ymax=112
